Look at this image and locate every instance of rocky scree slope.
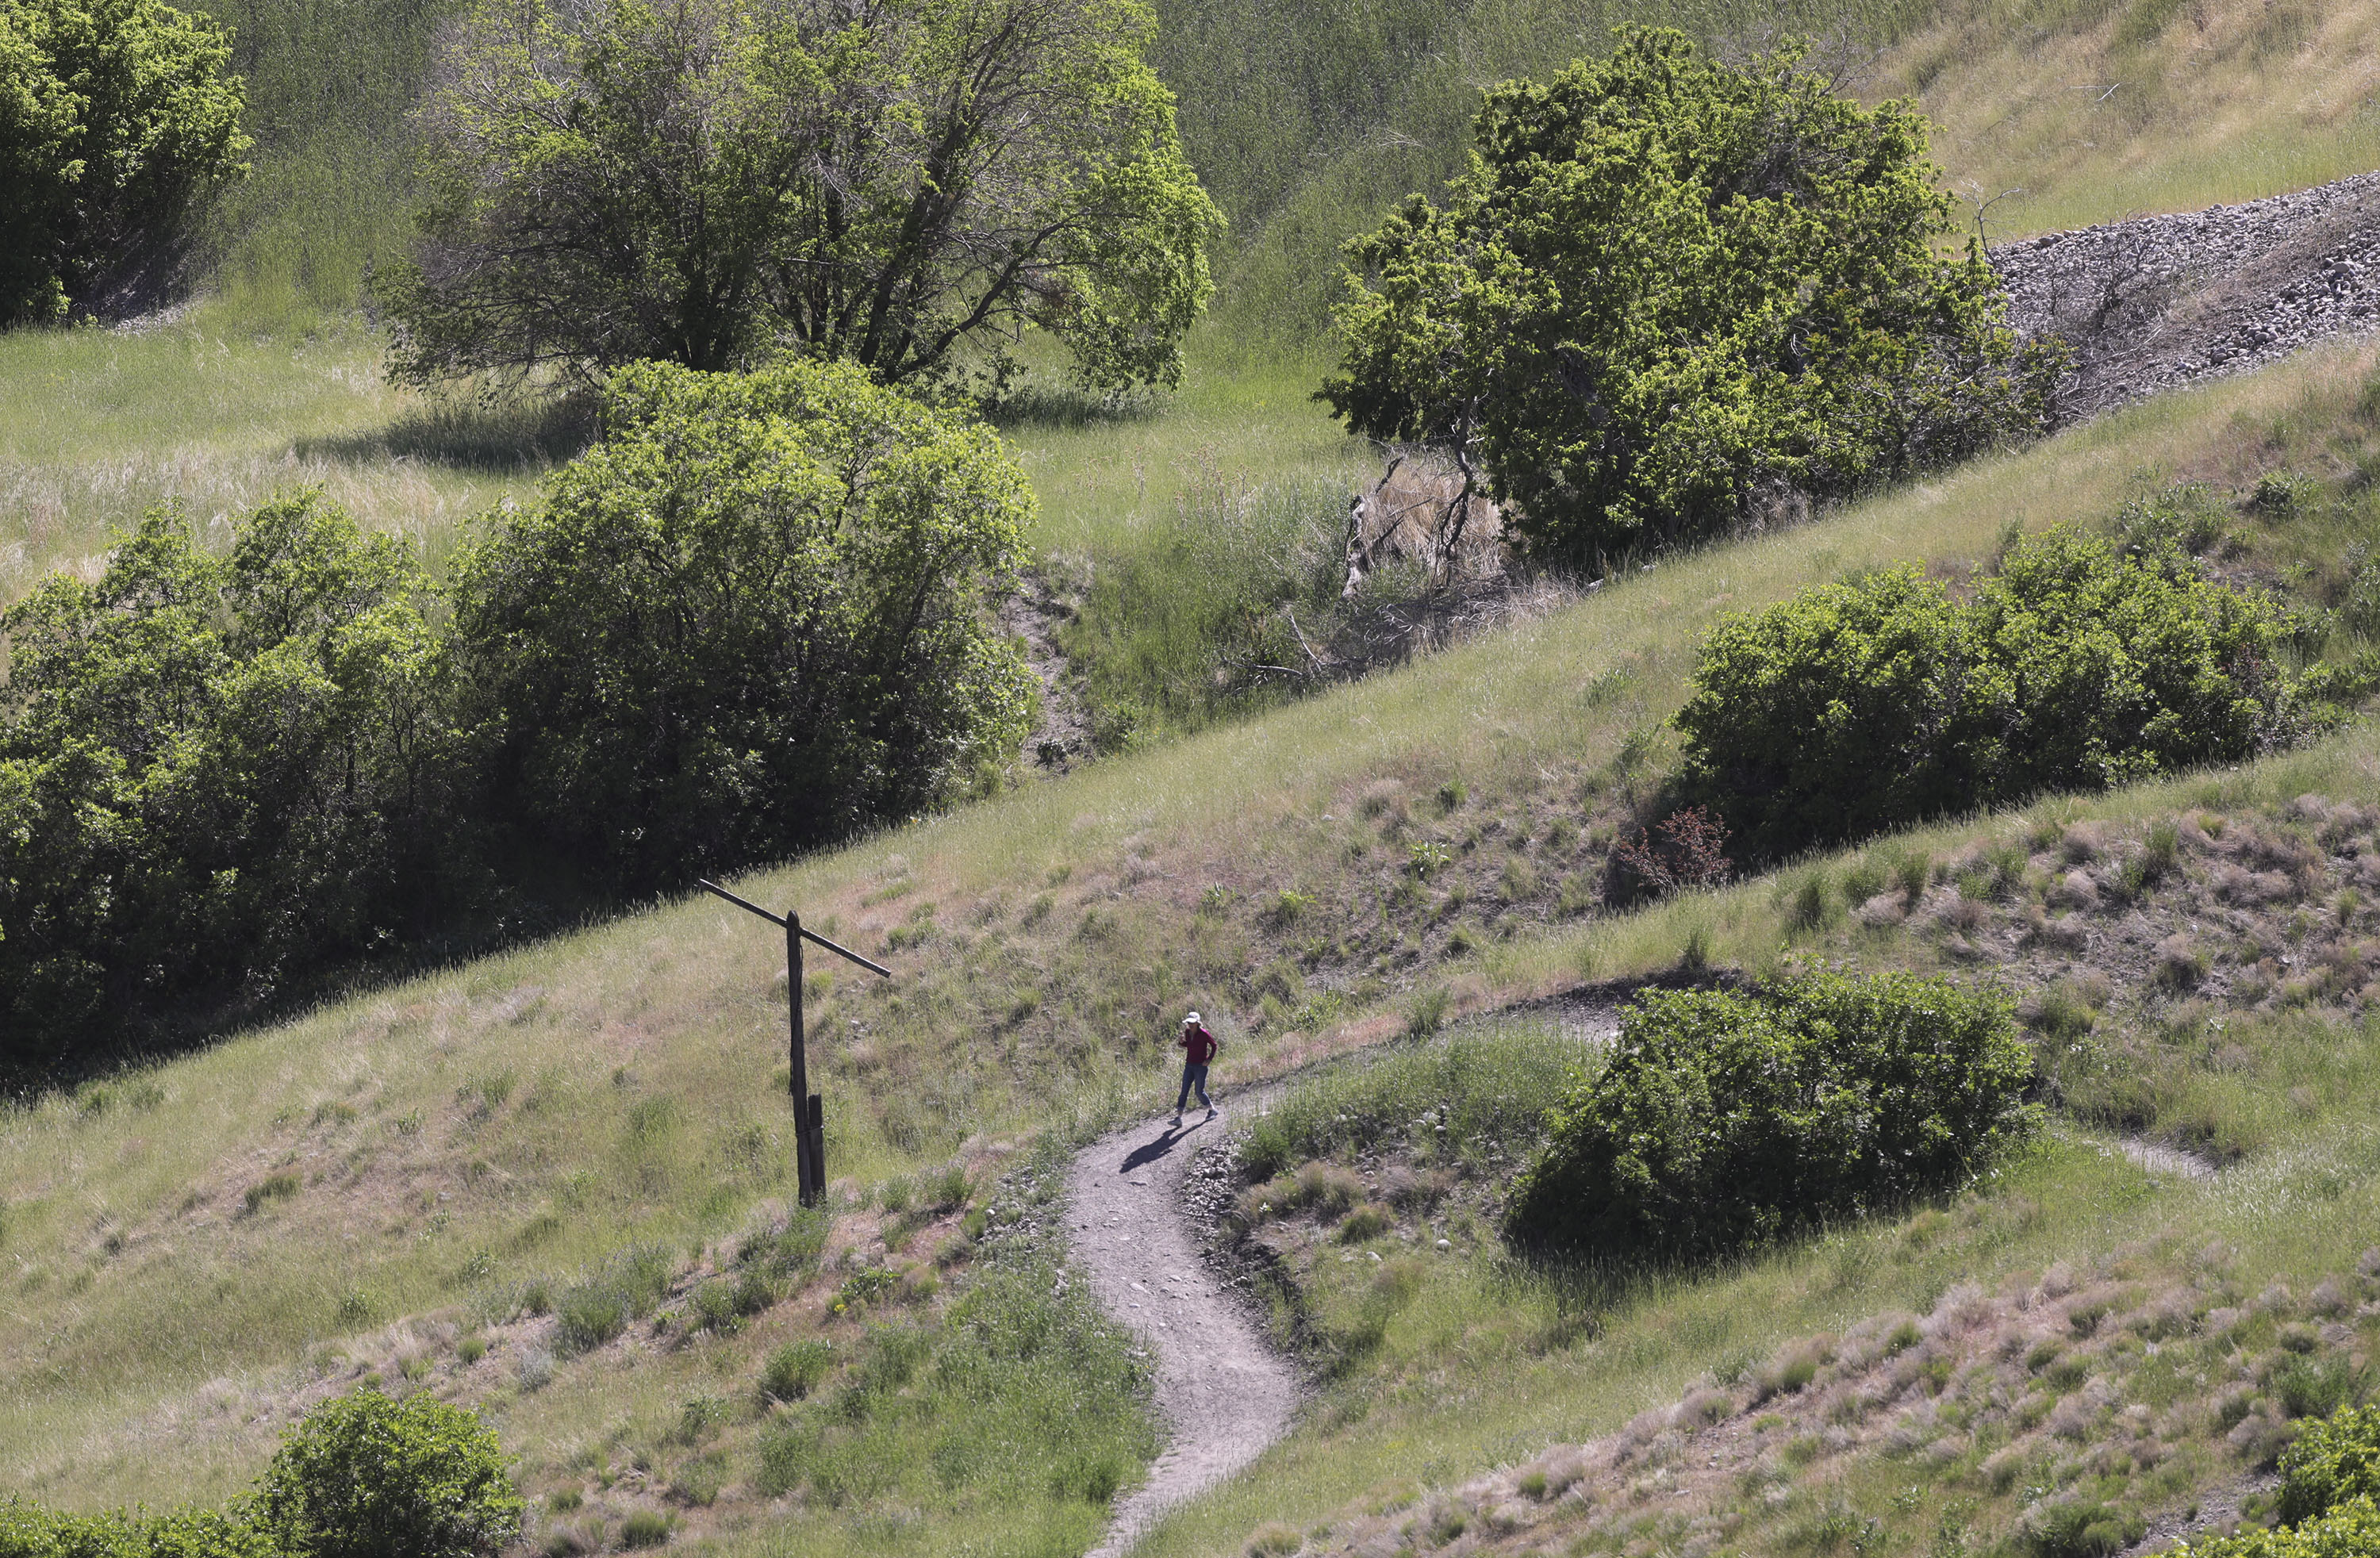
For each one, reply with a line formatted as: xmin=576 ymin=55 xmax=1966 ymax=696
xmin=1998 ymin=173 xmax=2380 ymax=420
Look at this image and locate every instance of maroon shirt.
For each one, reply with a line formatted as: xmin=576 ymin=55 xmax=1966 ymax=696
xmin=1179 ymin=1026 xmax=1218 ymax=1065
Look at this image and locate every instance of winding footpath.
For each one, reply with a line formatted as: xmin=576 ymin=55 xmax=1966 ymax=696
xmin=1068 ymin=1107 xmax=1299 ymax=1558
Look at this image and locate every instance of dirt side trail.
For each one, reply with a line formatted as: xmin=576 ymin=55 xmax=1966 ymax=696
xmin=1069 ymin=1102 xmax=1299 ymax=1558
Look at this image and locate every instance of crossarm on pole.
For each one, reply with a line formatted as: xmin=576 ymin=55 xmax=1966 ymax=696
xmin=697 ymin=879 xmax=785 ymax=926
xmin=800 ymin=927 xmax=892 ymax=979
xmin=697 ymin=879 xmax=892 ymax=977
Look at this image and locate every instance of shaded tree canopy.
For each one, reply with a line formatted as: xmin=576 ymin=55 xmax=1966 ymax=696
xmin=380 ymin=0 xmax=1224 ymax=392
xmin=448 ymin=355 xmax=1040 ymax=892
xmin=0 ymin=494 xmax=454 ymax=1066
xmin=1321 ymin=27 xmax=2063 ymax=566
xmin=0 ymin=0 xmax=249 ymax=324
xmin=0 ymin=360 xmax=1038 ymax=1070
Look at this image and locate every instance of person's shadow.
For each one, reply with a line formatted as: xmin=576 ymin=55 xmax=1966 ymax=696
xmin=1119 ymin=1114 xmax=1211 ymax=1173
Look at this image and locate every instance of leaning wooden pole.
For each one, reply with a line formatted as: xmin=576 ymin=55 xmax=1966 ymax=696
xmin=698 ymin=880 xmax=891 ymax=1211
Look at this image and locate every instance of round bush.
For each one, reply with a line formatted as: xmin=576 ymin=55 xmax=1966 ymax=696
xmin=1670 ymin=565 xmax=1971 ymax=860
xmin=1503 ymin=970 xmax=2037 ymax=1259
xmin=2 ymin=0 xmax=248 ymax=325
xmin=1678 ymin=527 xmax=2339 ymax=858
xmin=255 ymin=1386 xmax=523 ymax=1558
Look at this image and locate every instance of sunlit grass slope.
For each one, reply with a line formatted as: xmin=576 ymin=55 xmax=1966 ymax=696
xmin=1138 ymin=922 xmax=2380 ymax=1558
xmin=1184 ymin=0 xmax=2380 ymax=336
xmin=1890 ymin=0 xmax=2380 ymax=239
xmin=0 ymin=325 xmax=562 ymax=603
xmin=1002 ymin=356 xmax=1357 ymax=567
xmin=4 ymin=338 xmax=2374 ymax=1532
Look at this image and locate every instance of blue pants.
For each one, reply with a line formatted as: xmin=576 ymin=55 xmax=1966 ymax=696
xmin=1177 ymin=1061 xmax=1211 ymax=1111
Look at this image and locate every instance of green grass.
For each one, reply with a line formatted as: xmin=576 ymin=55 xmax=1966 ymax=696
xmin=186 ymin=0 xmax=466 ymax=332
xmin=0 ymin=324 xmax=564 ymax=603
xmin=0 ymin=337 xmax=2370 ymax=1522
xmin=1152 ymin=1084 xmax=2380 ymax=1558
xmin=1884 ymin=0 xmax=2380 ymax=242
xmin=1241 ymin=1020 xmax=1583 ymax=1181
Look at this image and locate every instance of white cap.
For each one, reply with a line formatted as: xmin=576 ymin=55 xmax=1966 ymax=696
xmin=1184 ymin=1011 xmax=1200 ymax=1026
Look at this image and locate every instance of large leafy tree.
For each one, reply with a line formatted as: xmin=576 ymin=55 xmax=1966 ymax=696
xmin=381 ymin=0 xmax=1223 ymax=391
xmin=448 ymin=356 xmax=1039 ymax=892
xmin=0 ymin=0 xmax=248 ymax=325
xmin=1321 ymin=28 xmax=2063 ymax=566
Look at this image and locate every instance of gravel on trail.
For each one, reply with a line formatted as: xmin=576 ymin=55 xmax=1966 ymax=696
xmin=1069 ymin=1103 xmax=1299 ymax=1558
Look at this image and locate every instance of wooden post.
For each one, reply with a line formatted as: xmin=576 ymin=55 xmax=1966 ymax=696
xmin=697 ymin=880 xmax=888 ymax=1214
xmin=806 ymin=1093 xmax=825 ymax=1203
xmin=788 ymin=911 xmax=818 ymax=1207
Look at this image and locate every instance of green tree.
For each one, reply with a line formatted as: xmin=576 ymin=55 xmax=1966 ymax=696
xmin=380 ymin=0 xmax=1222 ymax=392
xmin=0 ymin=494 xmax=456 ymax=1069
xmin=1320 ymin=28 xmax=2062 ymax=566
xmin=0 ymin=0 xmax=248 ymax=325
xmin=448 ymin=356 xmax=1038 ymax=892
xmin=255 ymin=1387 xmax=523 ymax=1558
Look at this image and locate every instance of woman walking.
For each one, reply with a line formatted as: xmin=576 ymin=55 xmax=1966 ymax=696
xmin=1175 ymin=1011 xmax=1219 ymax=1124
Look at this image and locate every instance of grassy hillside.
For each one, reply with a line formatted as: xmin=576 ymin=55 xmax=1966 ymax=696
xmin=168 ymin=0 xmax=2380 ymax=339
xmin=1176 ymin=0 xmax=2380 ymax=342
xmin=5 ymin=337 xmax=2377 ymax=1552
xmin=12 ymin=0 xmax=2380 ymax=1546
xmin=0 ymin=324 xmax=574 ymax=603
xmin=1883 ymin=0 xmax=2380 ymax=240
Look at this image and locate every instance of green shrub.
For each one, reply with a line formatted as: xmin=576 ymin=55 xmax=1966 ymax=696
xmin=554 ymin=1245 xmax=676 ymax=1355
xmin=255 ymin=1385 xmax=523 ymax=1558
xmin=1679 ymin=529 xmax=2342 ymax=858
xmin=244 ymin=1172 xmax=301 ymax=1214
xmin=688 ymin=1281 xmax=743 ymax=1335
xmin=0 ymin=0 xmax=249 ymax=326
xmin=2022 ymin=1499 xmax=2144 ymax=1558
xmin=0 ymin=1502 xmax=276 ymax=1558
xmin=922 ymin=1164 xmax=972 ymax=1211
xmin=2113 ymin=482 xmax=2233 ymax=558
xmin=760 ymin=1339 xmax=835 ymax=1403
xmin=554 ymin=1285 xmax=626 ymax=1355
xmin=739 ymin=1207 xmax=831 ymax=1280
xmin=2275 ymin=1357 xmax=2370 ymax=1423
xmin=616 ymin=1510 xmax=670 ymax=1549
xmin=448 ymin=359 xmax=1038 ymax=895
xmin=2279 ymin=1403 xmax=2380 ymax=1524
xmin=1673 ymin=566 xmax=1974 ymax=857
xmin=0 ymin=495 xmax=459 ymax=1068
xmin=2181 ymin=1496 xmax=2380 ymax=1558
xmin=1504 ymin=970 xmax=2037 ymax=1258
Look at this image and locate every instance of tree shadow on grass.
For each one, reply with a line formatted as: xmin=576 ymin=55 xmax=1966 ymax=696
xmin=294 ymin=393 xmax=599 ymax=473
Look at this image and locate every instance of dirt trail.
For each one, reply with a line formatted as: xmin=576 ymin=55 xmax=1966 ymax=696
xmin=1069 ymin=1100 xmax=1299 ymax=1558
